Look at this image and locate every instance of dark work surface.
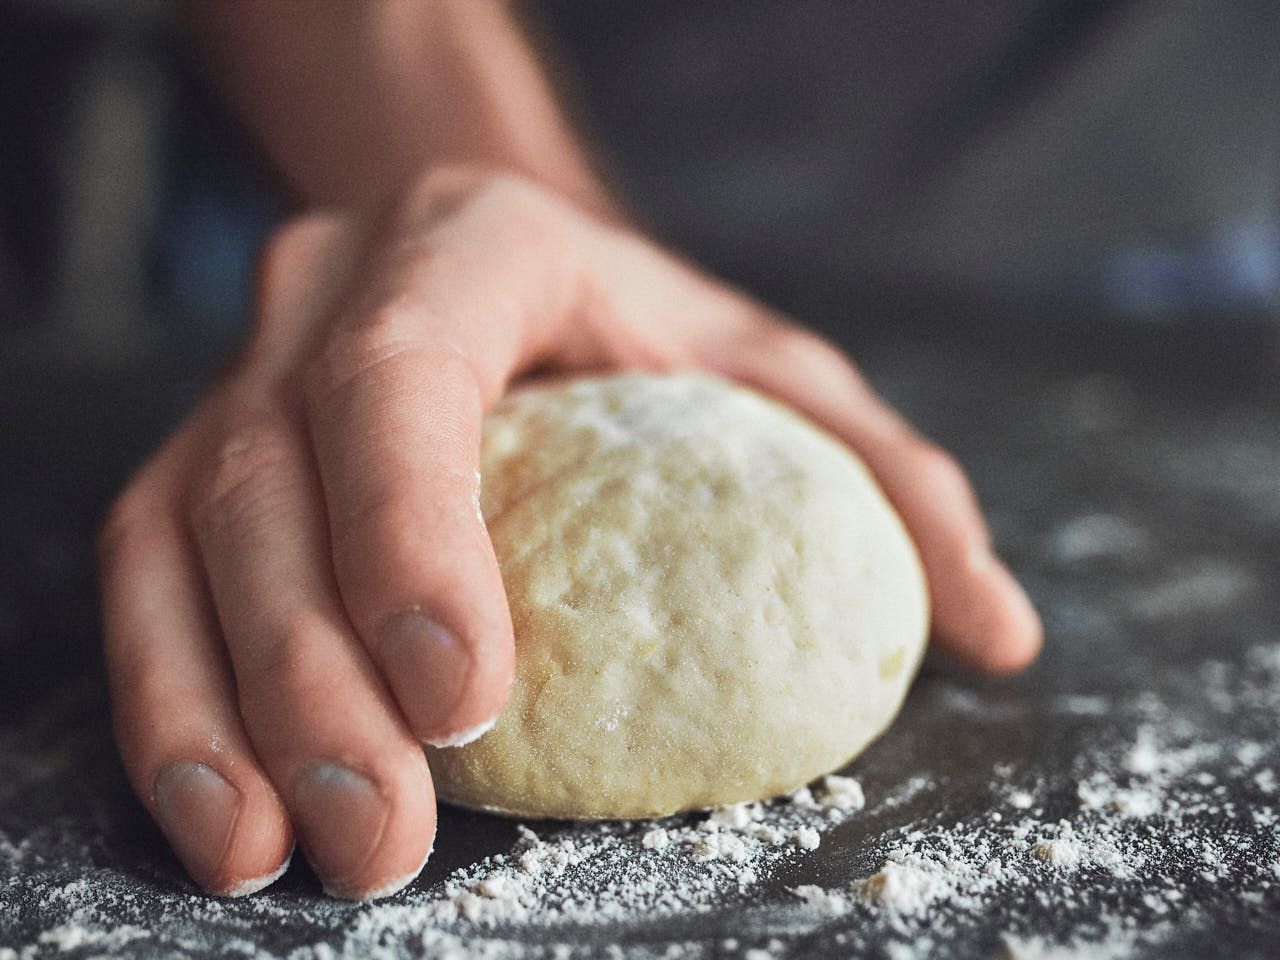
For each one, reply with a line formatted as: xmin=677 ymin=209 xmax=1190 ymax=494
xmin=2 ymin=315 xmax=1279 ymax=958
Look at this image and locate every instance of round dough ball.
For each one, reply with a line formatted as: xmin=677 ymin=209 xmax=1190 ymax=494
xmin=425 ymin=373 xmax=928 ymax=819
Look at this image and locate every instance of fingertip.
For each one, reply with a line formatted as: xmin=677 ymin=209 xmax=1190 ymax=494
xmin=981 ymin=561 xmax=1044 ymax=674
xmin=378 ymin=609 xmax=512 ymax=747
xmin=216 ymin=846 xmax=294 ymax=898
xmin=327 ymin=819 xmax=435 ymax=901
xmin=968 ymin=618 xmax=1043 ymax=675
xmin=153 ymin=759 xmax=294 ymax=897
xmin=212 ymin=781 xmax=296 ymax=897
xmin=306 ymin=753 xmax=438 ymax=901
xmin=934 ymin=555 xmax=1044 ymax=675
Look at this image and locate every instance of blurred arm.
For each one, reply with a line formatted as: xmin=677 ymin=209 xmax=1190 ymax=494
xmin=185 ymin=0 xmax=612 ymax=214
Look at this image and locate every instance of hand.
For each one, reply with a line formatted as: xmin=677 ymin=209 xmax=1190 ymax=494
xmin=99 ymin=169 xmax=1041 ymax=899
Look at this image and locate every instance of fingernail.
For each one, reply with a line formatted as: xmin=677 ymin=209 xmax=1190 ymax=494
xmin=379 ymin=610 xmax=473 ymax=741
xmin=293 ymin=763 xmax=387 ymax=891
xmin=154 ymin=761 xmax=241 ymax=885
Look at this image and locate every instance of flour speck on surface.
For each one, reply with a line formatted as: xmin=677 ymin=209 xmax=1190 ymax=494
xmin=4 ymin=640 xmax=1280 ymax=958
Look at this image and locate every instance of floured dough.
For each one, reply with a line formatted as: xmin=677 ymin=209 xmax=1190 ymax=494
xmin=424 ymin=373 xmax=928 ymax=819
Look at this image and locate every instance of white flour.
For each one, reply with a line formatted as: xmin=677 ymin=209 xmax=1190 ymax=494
xmin=2 ymin=642 xmax=1279 ymax=959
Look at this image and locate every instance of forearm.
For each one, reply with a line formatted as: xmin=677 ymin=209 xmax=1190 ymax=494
xmin=186 ymin=0 xmax=613 ymax=215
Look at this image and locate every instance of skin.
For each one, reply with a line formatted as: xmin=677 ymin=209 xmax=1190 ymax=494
xmin=100 ymin=1 xmax=1042 ymax=901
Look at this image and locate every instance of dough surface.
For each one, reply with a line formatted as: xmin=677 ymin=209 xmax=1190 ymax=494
xmin=425 ymin=373 xmax=928 ymax=819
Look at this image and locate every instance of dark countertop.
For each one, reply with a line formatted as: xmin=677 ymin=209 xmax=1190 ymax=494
xmin=2 ymin=316 xmax=1278 ymax=959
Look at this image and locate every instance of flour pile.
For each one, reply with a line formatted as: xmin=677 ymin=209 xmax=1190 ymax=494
xmin=2 ymin=641 xmax=1279 ymax=959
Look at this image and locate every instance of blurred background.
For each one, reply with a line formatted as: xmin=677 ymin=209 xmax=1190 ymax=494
xmin=2 ymin=0 xmax=1278 ymax=715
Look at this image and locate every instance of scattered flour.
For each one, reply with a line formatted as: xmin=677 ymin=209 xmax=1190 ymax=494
xmin=855 ymin=854 xmax=948 ymax=914
xmin=1047 ymin=513 xmax=1149 ymax=564
xmin=1031 ymin=835 xmax=1086 ymax=870
xmin=789 ymin=884 xmax=848 ymax=915
xmin=1010 ymin=790 xmax=1036 ymax=811
xmin=3 ymin=642 xmax=1280 ymax=958
xmin=792 ymin=827 xmax=820 ymax=851
xmin=818 ymin=775 xmax=866 ymax=812
xmin=1127 ymin=560 xmax=1258 ymax=620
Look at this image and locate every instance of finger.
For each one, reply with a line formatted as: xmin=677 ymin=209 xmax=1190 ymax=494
xmin=188 ymin=409 xmax=435 ymax=899
xmin=854 ymin=426 xmax=1043 ymax=673
xmin=99 ymin=447 xmax=294 ymax=896
xmin=245 ymin=211 xmax=356 ymax=379
xmin=703 ymin=317 xmax=1042 ymax=674
xmin=301 ymin=180 xmax=583 ymax=745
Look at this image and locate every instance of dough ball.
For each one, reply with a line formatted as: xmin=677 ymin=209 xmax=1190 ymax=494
xmin=425 ymin=373 xmax=928 ymax=819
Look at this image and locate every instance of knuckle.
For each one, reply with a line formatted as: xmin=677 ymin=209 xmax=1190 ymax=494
xmin=330 ymin=485 xmax=400 ymax=538
xmin=304 ymin=322 xmax=481 ymax=422
xmin=256 ymin=221 xmax=308 ymax=301
xmin=332 ymin=490 xmax=422 ymax=555
xmin=188 ymin=420 xmax=296 ymax=541
xmin=251 ymin=214 xmax=340 ymax=343
xmin=97 ymin=486 xmax=151 ymax=568
xmin=458 ymin=171 xmax=538 ymax=212
xmin=914 ymin=442 xmax=969 ymax=491
xmin=238 ymin=614 xmax=341 ymax=709
xmin=455 ymin=173 xmax=568 ymax=244
xmin=402 ymin=168 xmax=553 ymax=233
xmin=302 ymin=319 xmax=412 ymax=413
xmin=777 ymin=325 xmax=851 ymax=374
xmin=260 ymin=216 xmax=325 ymax=276
xmin=98 ymin=419 xmax=201 ymax=559
xmin=405 ymin=165 xmax=489 ymax=209
xmin=97 ymin=453 xmax=179 ymax=569
xmin=327 ymin=486 xmax=480 ymax=607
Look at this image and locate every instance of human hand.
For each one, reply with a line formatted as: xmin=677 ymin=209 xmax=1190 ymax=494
xmin=99 ymin=169 xmax=1041 ymax=900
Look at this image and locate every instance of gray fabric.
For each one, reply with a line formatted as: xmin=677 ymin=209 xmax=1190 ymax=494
xmin=544 ymin=0 xmax=1280 ymax=304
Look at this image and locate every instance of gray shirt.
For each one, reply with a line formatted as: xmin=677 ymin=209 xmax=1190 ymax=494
xmin=543 ymin=0 xmax=1280 ymax=311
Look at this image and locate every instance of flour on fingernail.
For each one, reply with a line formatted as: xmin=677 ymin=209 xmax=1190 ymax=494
xmin=425 ymin=715 xmax=498 ymax=749
xmin=334 ymin=824 xmax=435 ymax=902
xmin=223 ymin=849 xmax=293 ymax=898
